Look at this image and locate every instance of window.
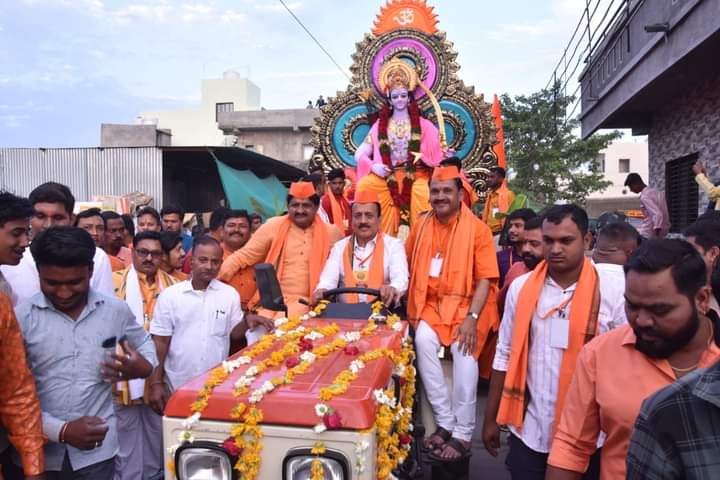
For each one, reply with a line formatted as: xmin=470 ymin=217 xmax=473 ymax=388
xmin=215 ymin=102 xmax=234 ymax=121
xmin=665 ymin=153 xmax=698 ymax=233
xmin=597 ymin=153 xmax=606 ymax=172
xmin=618 ymin=158 xmax=630 ymax=173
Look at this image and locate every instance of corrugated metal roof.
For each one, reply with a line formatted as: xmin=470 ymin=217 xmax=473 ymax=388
xmin=0 ymin=147 xmax=163 ymax=205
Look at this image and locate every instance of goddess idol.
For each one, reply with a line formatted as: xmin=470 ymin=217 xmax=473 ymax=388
xmin=354 ymin=59 xmax=447 ymax=237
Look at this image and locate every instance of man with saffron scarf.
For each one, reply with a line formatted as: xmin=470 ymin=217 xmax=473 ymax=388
xmin=482 ymin=166 xmax=515 ymax=243
xmin=220 ymin=210 xmax=256 ymax=311
xmin=482 ymin=205 xmax=627 ymax=480
xmin=439 ymin=156 xmax=479 ymax=209
xmin=405 ymin=165 xmax=499 ymax=462
xmin=321 ymin=168 xmax=352 ymax=236
xmin=313 ymin=190 xmax=408 ymax=305
xmin=112 ymin=230 xmax=178 ymax=480
xmin=218 ymin=182 xmax=343 ymax=342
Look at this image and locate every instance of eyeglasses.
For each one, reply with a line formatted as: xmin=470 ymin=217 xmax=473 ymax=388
xmin=135 ymin=248 xmax=163 ymax=259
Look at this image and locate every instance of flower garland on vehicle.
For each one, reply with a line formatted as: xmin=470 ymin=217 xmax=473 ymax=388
xmin=167 ymin=302 xmax=328 ymax=474
xmin=310 ymin=442 xmax=326 ymax=480
xmin=167 ymin=299 xmax=413 ymax=480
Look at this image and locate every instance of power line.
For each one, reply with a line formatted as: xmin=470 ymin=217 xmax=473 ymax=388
xmin=277 ymin=0 xmax=352 ymax=82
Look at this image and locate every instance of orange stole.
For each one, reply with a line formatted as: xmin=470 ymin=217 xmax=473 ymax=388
xmin=108 ymin=254 xmax=126 ymax=272
xmin=248 ymin=216 xmax=331 ymax=308
xmin=497 ymin=259 xmax=600 ymax=431
xmin=356 ymin=169 xmax=431 ymax=236
xmin=223 ymin=247 xmax=257 ymax=310
xmin=341 ymin=235 xmax=385 ymax=303
xmin=326 ymin=193 xmax=349 ymax=234
xmin=407 ymin=205 xmax=498 ymax=359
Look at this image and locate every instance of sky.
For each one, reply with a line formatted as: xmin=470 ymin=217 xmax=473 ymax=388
xmin=0 ymin=0 xmax=612 ymax=147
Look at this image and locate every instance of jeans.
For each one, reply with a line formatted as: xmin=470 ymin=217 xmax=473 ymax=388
xmin=505 ymin=434 xmax=600 ymax=480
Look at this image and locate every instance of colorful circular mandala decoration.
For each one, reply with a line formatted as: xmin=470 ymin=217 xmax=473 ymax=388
xmin=310 ymin=0 xmax=499 ymax=200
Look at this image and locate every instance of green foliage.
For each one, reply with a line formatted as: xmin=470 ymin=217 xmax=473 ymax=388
xmin=500 ymin=82 xmax=621 ymax=207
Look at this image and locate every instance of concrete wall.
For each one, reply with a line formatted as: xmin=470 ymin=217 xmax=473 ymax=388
xmin=140 ymin=74 xmax=261 ymax=146
xmin=647 ymin=70 xmax=720 ymax=208
xmin=218 ymin=108 xmax=319 ymax=169
xmin=101 ymin=124 xmax=171 ymax=147
xmin=231 ymin=130 xmax=313 ymax=170
xmin=580 ymin=0 xmax=720 ymax=137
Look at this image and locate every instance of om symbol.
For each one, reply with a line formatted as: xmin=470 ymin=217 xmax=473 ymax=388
xmin=393 ymin=8 xmax=415 ymax=26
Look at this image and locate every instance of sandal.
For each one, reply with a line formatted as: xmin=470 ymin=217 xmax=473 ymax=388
xmin=427 ymin=437 xmax=472 ymax=463
xmin=421 ymin=426 xmax=451 ymax=452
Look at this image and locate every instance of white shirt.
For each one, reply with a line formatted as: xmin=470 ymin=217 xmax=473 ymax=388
xmin=150 ymin=279 xmax=244 ymax=392
xmin=317 ymin=206 xmax=330 ymax=224
xmin=314 ymin=233 xmax=409 ymax=301
xmin=492 ymin=267 xmax=627 ymax=453
xmin=1 ymin=247 xmax=114 ymax=306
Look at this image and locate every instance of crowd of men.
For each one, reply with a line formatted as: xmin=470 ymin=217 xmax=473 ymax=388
xmin=1 ymin=164 xmax=720 ymax=479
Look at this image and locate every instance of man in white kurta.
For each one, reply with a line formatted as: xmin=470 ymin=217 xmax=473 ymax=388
xmin=149 ymin=236 xmax=246 ymax=393
xmin=312 ymin=190 xmax=408 ymax=306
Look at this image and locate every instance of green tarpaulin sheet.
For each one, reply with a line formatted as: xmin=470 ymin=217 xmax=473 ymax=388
xmin=214 ymin=160 xmax=287 ymax=218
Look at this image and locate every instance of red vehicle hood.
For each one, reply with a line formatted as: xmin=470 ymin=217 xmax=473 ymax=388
xmin=165 ymin=319 xmax=407 ymax=430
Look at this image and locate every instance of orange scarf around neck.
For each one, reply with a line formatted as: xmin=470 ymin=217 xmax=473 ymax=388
xmin=327 ymin=193 xmax=347 ymax=232
xmin=250 ymin=215 xmax=331 ymax=307
xmin=407 ymin=205 xmax=477 ymax=337
xmin=341 ymin=234 xmax=385 ymax=303
xmin=497 ymin=258 xmax=600 ymax=431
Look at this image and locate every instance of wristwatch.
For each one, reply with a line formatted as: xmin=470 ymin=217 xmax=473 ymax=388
xmin=468 ymin=312 xmax=479 ymax=321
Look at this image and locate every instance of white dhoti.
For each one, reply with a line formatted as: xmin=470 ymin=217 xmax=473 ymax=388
xmin=415 ymin=320 xmax=479 ymax=442
xmin=114 ymin=404 xmax=163 ymax=480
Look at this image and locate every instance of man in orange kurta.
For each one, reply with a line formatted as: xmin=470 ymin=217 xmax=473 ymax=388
xmin=0 ymin=191 xmax=44 ymax=479
xmin=220 ymin=210 xmax=256 ymax=311
xmin=320 ymin=168 xmax=352 ymax=236
xmin=218 ymin=182 xmax=343 ymax=343
xmin=482 ymin=166 xmax=515 ymax=240
xmin=439 ymin=157 xmax=479 ymax=209
xmin=405 ymin=165 xmax=499 ymax=462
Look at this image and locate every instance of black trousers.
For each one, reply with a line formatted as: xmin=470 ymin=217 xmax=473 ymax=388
xmin=45 ymin=454 xmax=115 ymax=480
xmin=506 ymin=434 xmax=600 ymax=480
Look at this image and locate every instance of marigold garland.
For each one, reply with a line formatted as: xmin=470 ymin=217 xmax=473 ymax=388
xmin=310 ymin=442 xmax=326 ymax=480
xmin=165 ymin=299 xmax=415 ymax=480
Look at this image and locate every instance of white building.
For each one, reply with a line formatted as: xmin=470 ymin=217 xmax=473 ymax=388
xmin=586 ymin=140 xmax=649 ymax=217
xmin=140 ymin=71 xmax=261 ymax=146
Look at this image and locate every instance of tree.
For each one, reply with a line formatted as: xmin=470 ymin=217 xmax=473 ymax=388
xmin=500 ymin=82 xmax=621 ymax=207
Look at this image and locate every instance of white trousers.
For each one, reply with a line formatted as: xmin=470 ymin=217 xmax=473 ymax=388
xmin=114 ymin=404 xmax=163 ymax=480
xmin=415 ymin=320 xmax=479 ymax=442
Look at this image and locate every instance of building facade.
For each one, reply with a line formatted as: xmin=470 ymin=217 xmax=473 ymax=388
xmin=140 ymin=71 xmax=261 ymax=147
xmin=587 ymin=141 xmax=648 ymax=217
xmin=217 ymin=108 xmax=318 ymax=170
xmin=579 ymin=0 xmax=720 ymax=232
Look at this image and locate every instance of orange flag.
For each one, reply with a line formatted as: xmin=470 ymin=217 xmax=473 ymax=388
xmin=492 ymin=94 xmax=506 ymax=169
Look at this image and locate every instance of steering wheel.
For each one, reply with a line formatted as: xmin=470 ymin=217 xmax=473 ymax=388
xmin=321 ymin=287 xmax=382 ymax=303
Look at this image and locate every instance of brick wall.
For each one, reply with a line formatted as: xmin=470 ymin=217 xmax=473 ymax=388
xmin=648 ymin=70 xmax=720 ymax=211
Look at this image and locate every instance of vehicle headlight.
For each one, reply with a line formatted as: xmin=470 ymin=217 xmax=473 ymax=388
xmin=284 ymin=448 xmax=348 ymax=480
xmin=176 ymin=444 xmax=233 ymax=480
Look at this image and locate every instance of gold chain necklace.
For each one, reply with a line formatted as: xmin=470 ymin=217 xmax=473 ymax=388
xmin=669 ymin=318 xmax=714 ymax=373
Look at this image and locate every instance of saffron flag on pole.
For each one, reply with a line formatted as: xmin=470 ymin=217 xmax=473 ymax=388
xmin=492 ymin=94 xmax=506 ymax=169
